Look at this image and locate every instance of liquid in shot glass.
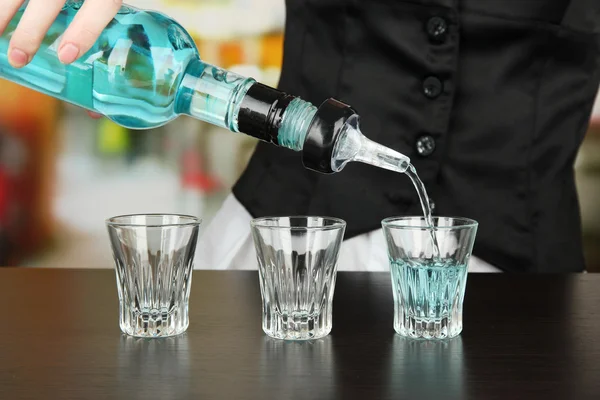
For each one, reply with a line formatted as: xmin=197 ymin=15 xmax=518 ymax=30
xmin=382 ymin=217 xmax=478 ymax=339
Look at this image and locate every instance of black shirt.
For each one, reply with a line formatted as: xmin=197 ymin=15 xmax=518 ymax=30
xmin=234 ymin=0 xmax=600 ymax=273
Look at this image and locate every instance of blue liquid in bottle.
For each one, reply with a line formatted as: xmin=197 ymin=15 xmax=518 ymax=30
xmin=0 ymin=1 xmax=412 ymax=175
xmin=0 ymin=1 xmax=255 ymax=130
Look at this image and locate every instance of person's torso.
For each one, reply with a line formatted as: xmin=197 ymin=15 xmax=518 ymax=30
xmin=233 ymin=0 xmax=600 ymax=272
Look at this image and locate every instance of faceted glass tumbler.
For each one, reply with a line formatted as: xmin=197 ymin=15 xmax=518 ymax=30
xmin=107 ymin=214 xmax=201 ymax=338
xmin=382 ymin=217 xmax=478 ymax=340
xmin=251 ymin=217 xmax=346 ymax=340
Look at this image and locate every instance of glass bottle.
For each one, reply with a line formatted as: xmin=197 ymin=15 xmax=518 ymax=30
xmin=0 ymin=1 xmax=410 ymax=174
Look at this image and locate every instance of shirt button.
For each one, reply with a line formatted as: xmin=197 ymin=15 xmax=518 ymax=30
xmin=427 ymin=16 xmax=448 ymax=43
xmin=416 ymin=135 xmax=436 ymax=157
xmin=423 ymin=77 xmax=443 ymax=99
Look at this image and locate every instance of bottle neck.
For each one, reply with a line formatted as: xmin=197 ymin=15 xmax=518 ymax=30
xmin=176 ymin=60 xmax=318 ymax=152
xmin=237 ymin=83 xmax=317 ymax=150
xmin=175 ymin=58 xmax=255 ymax=132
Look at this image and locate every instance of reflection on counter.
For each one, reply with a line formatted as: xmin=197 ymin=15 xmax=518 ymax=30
xmin=259 ymin=337 xmax=336 ymax=400
xmin=386 ymin=336 xmax=465 ymax=400
xmin=118 ymin=334 xmax=192 ymax=398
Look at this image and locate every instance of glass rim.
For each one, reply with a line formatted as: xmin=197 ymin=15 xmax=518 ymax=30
xmin=250 ymin=215 xmax=347 ymax=231
xmin=381 ymin=216 xmax=478 ymax=230
xmin=106 ymin=213 xmax=202 ymax=228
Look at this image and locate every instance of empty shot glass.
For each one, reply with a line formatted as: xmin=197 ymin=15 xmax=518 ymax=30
xmin=382 ymin=217 xmax=478 ymax=339
xmin=251 ymin=217 xmax=346 ymax=340
xmin=107 ymin=214 xmax=201 ymax=338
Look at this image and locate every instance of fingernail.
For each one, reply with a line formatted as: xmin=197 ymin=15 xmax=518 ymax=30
xmin=58 ymin=43 xmax=80 ymax=64
xmin=9 ymin=48 xmax=29 ymax=68
xmin=88 ymin=112 xmax=103 ymax=119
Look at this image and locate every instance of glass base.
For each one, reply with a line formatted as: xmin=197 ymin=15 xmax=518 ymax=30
xmin=263 ymin=310 xmax=332 ymax=341
xmin=119 ymin=304 xmax=189 ymax=338
xmin=394 ymin=314 xmax=463 ymax=340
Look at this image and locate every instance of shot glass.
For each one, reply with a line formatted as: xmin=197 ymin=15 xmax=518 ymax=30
xmin=107 ymin=214 xmax=201 ymax=338
xmin=251 ymin=216 xmax=346 ymax=340
xmin=382 ymin=217 xmax=478 ymax=339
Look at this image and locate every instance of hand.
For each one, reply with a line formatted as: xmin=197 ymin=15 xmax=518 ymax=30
xmin=87 ymin=111 xmax=103 ymax=119
xmin=0 ymin=0 xmax=123 ymax=68
xmin=1 ymin=0 xmax=122 ymax=120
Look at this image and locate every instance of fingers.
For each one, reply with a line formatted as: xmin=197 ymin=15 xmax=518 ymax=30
xmin=7 ymin=0 xmax=65 ymax=68
xmin=87 ymin=111 xmax=103 ymax=119
xmin=58 ymin=0 xmax=123 ymax=64
xmin=0 ymin=0 xmax=24 ymax=36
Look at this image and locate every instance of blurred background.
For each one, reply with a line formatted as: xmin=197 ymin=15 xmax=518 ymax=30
xmin=0 ymin=0 xmax=599 ymax=271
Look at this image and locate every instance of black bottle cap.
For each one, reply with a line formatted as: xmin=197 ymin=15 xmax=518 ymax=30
xmin=302 ymin=98 xmax=357 ymax=174
xmin=237 ymin=83 xmax=294 ymax=144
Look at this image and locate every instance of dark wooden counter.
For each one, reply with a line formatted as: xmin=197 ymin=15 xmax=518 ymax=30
xmin=0 ymin=269 xmax=599 ymax=399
